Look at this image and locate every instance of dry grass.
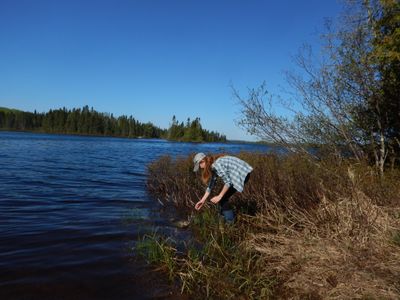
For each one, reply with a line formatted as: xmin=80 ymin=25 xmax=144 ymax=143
xmin=145 ymin=153 xmax=400 ymax=299
xmin=245 ymin=195 xmax=400 ymax=299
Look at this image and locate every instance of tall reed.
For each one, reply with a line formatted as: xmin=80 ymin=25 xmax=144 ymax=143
xmin=143 ymin=152 xmax=400 ymax=299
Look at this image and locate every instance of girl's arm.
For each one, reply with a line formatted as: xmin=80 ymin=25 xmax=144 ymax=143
xmin=195 ymin=173 xmax=217 ymax=210
xmin=210 ymin=184 xmax=230 ymax=204
xmin=195 ymin=190 xmax=210 ymax=210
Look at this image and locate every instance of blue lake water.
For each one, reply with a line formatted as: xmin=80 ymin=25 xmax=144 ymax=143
xmin=0 ymin=131 xmax=269 ymax=299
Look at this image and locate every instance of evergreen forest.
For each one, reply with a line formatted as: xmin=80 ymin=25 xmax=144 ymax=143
xmin=166 ymin=115 xmax=226 ymax=142
xmin=0 ymin=106 xmax=226 ymax=142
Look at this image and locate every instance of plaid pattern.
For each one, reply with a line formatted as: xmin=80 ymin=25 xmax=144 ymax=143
xmin=206 ymin=156 xmax=253 ymax=193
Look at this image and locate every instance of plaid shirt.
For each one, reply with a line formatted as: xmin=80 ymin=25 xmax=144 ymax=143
xmin=206 ymin=156 xmax=253 ymax=193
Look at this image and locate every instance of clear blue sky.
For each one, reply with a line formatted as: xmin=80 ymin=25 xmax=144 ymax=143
xmin=0 ymin=0 xmax=342 ymax=141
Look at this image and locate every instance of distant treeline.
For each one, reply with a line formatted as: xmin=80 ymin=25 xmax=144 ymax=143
xmin=0 ymin=106 xmax=165 ymax=138
xmin=0 ymin=106 xmax=226 ymax=142
xmin=167 ymin=115 xmax=226 ymax=142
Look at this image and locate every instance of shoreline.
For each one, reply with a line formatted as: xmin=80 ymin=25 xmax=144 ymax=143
xmin=142 ymin=152 xmax=400 ymax=299
xmin=0 ymin=129 xmax=261 ymax=144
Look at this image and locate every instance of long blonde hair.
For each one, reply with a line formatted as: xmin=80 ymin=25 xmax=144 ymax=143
xmin=201 ymin=154 xmax=226 ymax=184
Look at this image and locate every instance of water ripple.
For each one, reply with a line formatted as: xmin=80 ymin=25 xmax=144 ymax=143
xmin=0 ymin=131 xmax=270 ymax=299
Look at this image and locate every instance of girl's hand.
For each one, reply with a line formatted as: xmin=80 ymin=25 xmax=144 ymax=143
xmin=210 ymin=195 xmax=222 ymax=204
xmin=195 ymin=199 xmax=205 ymax=210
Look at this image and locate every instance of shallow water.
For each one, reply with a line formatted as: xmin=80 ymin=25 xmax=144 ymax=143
xmin=0 ymin=131 xmax=269 ymax=299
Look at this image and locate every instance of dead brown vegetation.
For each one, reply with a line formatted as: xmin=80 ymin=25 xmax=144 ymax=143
xmin=146 ymin=153 xmax=400 ymax=299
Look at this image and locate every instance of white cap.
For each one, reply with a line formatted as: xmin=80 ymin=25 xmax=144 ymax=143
xmin=193 ymin=152 xmax=206 ymax=172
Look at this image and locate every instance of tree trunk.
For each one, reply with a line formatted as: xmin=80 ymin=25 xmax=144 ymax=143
xmin=378 ymin=131 xmax=386 ymax=177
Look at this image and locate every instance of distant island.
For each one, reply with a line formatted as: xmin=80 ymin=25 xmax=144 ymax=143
xmin=165 ymin=115 xmax=226 ymax=143
xmin=0 ymin=106 xmax=226 ymax=142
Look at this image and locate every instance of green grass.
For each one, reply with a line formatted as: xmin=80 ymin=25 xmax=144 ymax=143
xmin=136 ymin=210 xmax=277 ymax=299
xmin=136 ymin=231 xmax=177 ymax=280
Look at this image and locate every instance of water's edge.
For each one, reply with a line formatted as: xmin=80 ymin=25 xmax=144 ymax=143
xmin=0 ymin=131 xmax=269 ymax=299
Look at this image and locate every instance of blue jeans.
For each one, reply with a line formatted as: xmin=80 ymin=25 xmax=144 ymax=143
xmin=221 ymin=209 xmax=235 ymax=223
xmin=219 ymin=186 xmax=237 ymax=223
xmin=219 ymin=173 xmax=250 ymax=223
